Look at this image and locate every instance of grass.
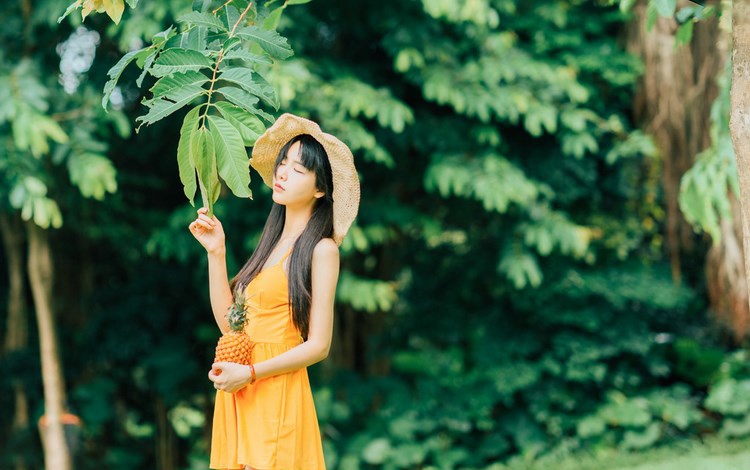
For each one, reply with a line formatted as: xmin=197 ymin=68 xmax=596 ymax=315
xmin=498 ymin=436 xmax=750 ymax=470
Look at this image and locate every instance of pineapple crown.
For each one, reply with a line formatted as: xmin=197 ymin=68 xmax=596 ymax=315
xmin=226 ymin=284 xmax=250 ymax=332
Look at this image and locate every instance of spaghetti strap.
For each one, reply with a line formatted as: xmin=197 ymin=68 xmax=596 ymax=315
xmin=279 ymin=245 xmax=294 ymax=262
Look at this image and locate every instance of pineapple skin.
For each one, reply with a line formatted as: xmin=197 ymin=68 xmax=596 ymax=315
xmin=214 ymin=331 xmax=254 ymax=365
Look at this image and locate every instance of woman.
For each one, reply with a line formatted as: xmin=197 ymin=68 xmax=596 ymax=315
xmin=188 ymin=113 xmax=360 ymax=470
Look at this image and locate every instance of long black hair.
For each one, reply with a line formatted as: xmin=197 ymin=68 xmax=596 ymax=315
xmin=229 ymin=134 xmax=334 ymax=339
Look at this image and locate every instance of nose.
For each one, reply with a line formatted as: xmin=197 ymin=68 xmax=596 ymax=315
xmin=276 ymin=165 xmax=287 ymax=181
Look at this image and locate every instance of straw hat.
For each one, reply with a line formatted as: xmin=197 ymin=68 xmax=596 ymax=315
xmin=250 ymin=113 xmax=361 ymax=246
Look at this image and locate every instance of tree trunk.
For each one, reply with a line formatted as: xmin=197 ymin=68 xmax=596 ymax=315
xmin=0 ymin=212 xmax=30 ymax=470
xmin=26 ymin=221 xmax=71 ymax=470
xmin=731 ymin=0 xmax=750 ymax=316
xmin=155 ymin=396 xmax=177 ymax=470
xmin=626 ymin=0 xmax=723 ymax=283
xmin=627 ymin=1 xmax=750 ymax=340
xmin=706 ymin=191 xmax=750 ymax=340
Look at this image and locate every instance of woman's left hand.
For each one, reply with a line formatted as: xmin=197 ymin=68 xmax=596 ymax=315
xmin=208 ymin=362 xmax=252 ymax=393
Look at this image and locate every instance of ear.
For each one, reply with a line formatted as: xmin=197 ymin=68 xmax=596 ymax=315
xmin=314 ymin=190 xmax=325 ymax=199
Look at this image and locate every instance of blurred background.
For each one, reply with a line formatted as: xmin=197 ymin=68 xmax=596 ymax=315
xmin=1 ymin=0 xmax=749 ymax=469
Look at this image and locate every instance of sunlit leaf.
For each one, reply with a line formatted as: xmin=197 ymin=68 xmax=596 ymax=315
xmin=136 ymin=86 xmax=205 ymax=126
xmin=102 ymin=48 xmax=150 ymax=110
xmin=177 ymin=107 xmax=202 ymax=204
xmin=235 ymin=25 xmax=293 ymax=59
xmin=178 ymin=11 xmax=228 ymax=31
xmin=150 ymin=71 xmax=209 ymax=98
xmin=215 ymin=102 xmax=265 ymax=146
xmin=150 ymin=49 xmax=214 ymax=78
xmin=207 ymin=115 xmax=252 ymax=199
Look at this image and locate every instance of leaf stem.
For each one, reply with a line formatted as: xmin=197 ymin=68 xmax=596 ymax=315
xmin=229 ymin=1 xmax=253 ymax=37
xmin=199 ymin=2 xmax=253 ymax=127
xmin=212 ymin=0 xmax=235 ymax=15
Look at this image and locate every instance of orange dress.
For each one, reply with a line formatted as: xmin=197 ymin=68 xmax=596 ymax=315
xmin=210 ymin=247 xmax=326 ymax=470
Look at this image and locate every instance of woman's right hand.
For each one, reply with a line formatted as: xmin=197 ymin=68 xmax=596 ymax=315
xmin=189 ymin=207 xmax=226 ymax=255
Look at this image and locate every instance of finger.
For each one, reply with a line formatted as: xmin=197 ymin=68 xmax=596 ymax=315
xmin=194 ymin=220 xmax=213 ymax=230
xmin=198 ymin=207 xmax=208 ymax=214
xmin=198 ymin=214 xmax=216 ymax=226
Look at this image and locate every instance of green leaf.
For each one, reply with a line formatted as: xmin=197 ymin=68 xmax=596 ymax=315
xmin=675 ymin=21 xmax=694 ymax=46
xmin=215 ymin=86 xmax=259 ymax=112
xmin=68 ymin=152 xmax=118 ymax=200
xmin=150 ymin=49 xmax=214 ymax=78
xmin=215 ymin=102 xmax=265 ymax=146
xmin=135 ymin=50 xmax=159 ymax=88
xmin=362 ymin=438 xmax=391 ymax=465
xmin=577 ymin=415 xmax=606 ymax=438
xmin=192 ymin=127 xmax=217 ymax=214
xmin=498 ymin=248 xmax=542 ymax=289
xmin=223 ymin=5 xmax=241 ymax=31
xmin=675 ymin=6 xmax=697 ymax=23
xmin=646 ymin=0 xmax=659 ymax=30
xmin=287 ymin=0 xmax=312 ymax=4
xmin=235 ymin=26 xmax=293 ymax=60
xmin=653 ymin=0 xmax=676 ymax=17
xmin=222 ymin=49 xmax=273 ymax=65
xmin=622 ymin=423 xmax=661 ymax=450
xmin=218 ymin=66 xmax=254 ymax=88
xmin=58 ymin=0 xmax=83 ymax=23
xmin=207 ymin=115 xmax=252 ymax=199
xmin=219 ymin=67 xmax=279 ymax=109
xmin=223 ymin=36 xmax=242 ymax=53
xmin=136 ymin=86 xmax=205 ymax=126
xmin=150 ymin=71 xmax=209 ymax=98
xmin=152 ymin=26 xmax=176 ymax=45
xmin=102 ymin=48 xmax=150 ymax=110
xmin=177 ymin=107 xmax=202 ymax=204
xmin=619 ymin=0 xmax=637 ymax=14
xmin=722 ymin=414 xmax=750 ymax=438
xmin=178 ymin=11 xmax=228 ymax=31
xmin=171 ymin=27 xmax=208 ymax=52
xmin=263 ymin=5 xmax=286 ymax=30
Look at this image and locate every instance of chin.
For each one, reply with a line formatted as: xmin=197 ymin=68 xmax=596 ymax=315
xmin=271 ymin=192 xmax=288 ymax=205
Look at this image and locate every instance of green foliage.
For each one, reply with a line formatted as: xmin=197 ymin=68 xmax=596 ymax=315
xmin=100 ymin=0 xmax=297 ymax=215
xmin=704 ymin=351 xmax=750 ymax=438
xmin=577 ymin=386 xmax=704 ymax=450
xmin=679 ymin=61 xmax=737 ymax=245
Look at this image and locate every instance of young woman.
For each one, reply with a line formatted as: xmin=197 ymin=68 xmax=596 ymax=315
xmin=188 ymin=114 xmax=360 ymax=470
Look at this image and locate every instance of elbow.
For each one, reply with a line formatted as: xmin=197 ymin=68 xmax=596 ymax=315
xmin=308 ymin=341 xmax=330 ymax=364
xmin=315 ymin=345 xmax=330 ymax=363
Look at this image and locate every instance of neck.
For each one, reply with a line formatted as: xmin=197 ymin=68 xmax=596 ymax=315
xmin=281 ymin=203 xmax=314 ymax=241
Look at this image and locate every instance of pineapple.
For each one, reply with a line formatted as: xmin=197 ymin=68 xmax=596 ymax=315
xmin=214 ymin=285 xmax=254 ymax=367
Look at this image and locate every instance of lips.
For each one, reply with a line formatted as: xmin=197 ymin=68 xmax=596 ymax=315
xmin=274 ymin=183 xmax=284 ymax=191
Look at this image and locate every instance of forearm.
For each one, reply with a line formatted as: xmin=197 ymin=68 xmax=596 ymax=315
xmin=207 ymin=250 xmax=232 ymax=333
xmin=252 ymin=340 xmax=329 ymax=382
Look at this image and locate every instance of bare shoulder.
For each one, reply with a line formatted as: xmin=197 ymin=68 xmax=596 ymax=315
xmin=312 ymin=238 xmax=339 ymax=262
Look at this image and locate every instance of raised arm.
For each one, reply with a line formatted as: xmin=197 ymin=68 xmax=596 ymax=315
xmin=209 ymin=238 xmax=339 ymax=392
xmin=189 ymin=207 xmax=233 ymax=334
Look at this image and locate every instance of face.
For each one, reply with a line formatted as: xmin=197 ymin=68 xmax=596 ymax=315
xmin=272 ymin=140 xmax=325 ymax=208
